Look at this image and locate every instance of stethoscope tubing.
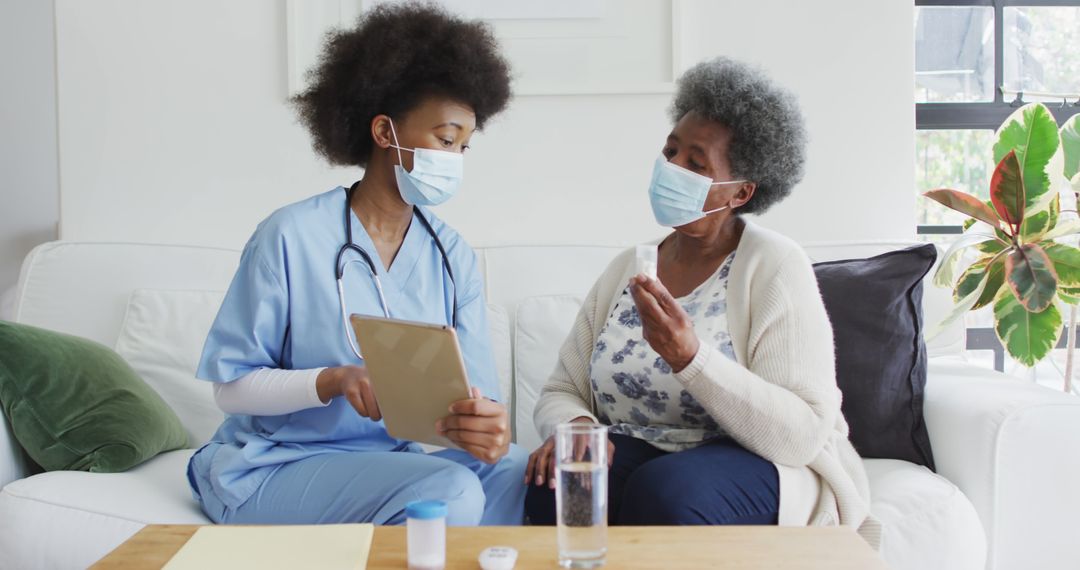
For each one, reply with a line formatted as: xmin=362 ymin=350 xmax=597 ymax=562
xmin=336 ymin=182 xmax=457 ymax=360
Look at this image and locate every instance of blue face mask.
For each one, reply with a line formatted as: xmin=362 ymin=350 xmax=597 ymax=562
xmin=389 ymin=118 xmax=464 ymax=206
xmin=648 ymin=155 xmax=747 ymax=227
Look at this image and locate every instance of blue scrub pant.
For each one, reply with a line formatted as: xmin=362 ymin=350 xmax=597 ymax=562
xmin=191 ymin=444 xmax=528 ymax=526
xmin=525 ymin=434 xmax=778 ymax=525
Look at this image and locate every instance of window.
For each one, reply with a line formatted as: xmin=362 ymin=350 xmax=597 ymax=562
xmin=915 ymin=0 xmax=1080 ymax=238
xmin=915 ymin=1 xmax=1080 ymax=377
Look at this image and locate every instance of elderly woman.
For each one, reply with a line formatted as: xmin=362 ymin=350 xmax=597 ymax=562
xmin=524 ymin=57 xmax=877 ymax=544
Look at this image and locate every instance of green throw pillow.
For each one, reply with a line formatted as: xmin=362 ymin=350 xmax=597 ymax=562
xmin=0 ymin=320 xmax=188 ymax=472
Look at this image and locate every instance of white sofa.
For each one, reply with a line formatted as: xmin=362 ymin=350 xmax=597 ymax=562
xmin=1 ymin=240 xmax=1078 ymax=570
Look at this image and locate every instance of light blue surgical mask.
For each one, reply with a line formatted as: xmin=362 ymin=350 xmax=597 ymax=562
xmin=389 ymin=118 xmax=464 ymax=206
xmin=648 ymin=154 xmax=746 ymax=227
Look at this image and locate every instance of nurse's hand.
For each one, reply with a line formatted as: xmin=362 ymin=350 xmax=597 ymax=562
xmin=525 ymin=417 xmax=615 ymax=490
xmin=317 ymin=365 xmax=382 ymax=420
xmin=629 ymin=274 xmax=700 ymax=373
xmin=436 ymin=387 xmax=510 ymax=464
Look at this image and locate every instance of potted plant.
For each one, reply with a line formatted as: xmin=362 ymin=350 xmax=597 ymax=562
xmin=925 ymin=102 xmax=1080 ymax=391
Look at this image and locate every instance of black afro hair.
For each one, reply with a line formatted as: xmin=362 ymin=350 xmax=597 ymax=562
xmin=293 ymin=1 xmax=512 ymax=167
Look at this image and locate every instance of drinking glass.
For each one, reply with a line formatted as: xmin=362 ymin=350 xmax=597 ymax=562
xmin=554 ymin=422 xmax=609 ymax=568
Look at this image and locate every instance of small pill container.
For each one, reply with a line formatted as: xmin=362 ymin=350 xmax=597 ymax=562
xmin=636 ymin=244 xmax=659 ymax=280
xmin=406 ymin=500 xmax=447 ymax=570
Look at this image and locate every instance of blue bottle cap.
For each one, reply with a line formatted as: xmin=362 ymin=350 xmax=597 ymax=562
xmin=406 ymin=500 xmax=448 ymax=520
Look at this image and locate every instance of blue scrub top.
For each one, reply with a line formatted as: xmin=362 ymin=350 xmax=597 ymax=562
xmin=192 ymin=187 xmax=499 ymax=508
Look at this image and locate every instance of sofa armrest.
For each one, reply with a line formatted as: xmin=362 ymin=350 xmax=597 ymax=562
xmin=0 ymin=414 xmax=29 ymax=489
xmin=924 ymin=357 xmax=1080 ymax=570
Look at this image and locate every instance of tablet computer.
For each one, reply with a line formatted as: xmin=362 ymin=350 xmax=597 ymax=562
xmin=350 ymin=314 xmax=472 ymax=448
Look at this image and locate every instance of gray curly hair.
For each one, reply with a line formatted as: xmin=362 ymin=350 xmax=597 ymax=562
xmin=669 ymin=57 xmax=807 ymax=214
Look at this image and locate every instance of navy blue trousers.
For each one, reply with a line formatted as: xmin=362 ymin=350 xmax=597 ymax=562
xmin=525 ymin=434 xmax=779 ymax=525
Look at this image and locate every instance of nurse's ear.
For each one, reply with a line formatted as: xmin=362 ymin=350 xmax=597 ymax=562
xmin=370 ymin=114 xmax=395 ymax=150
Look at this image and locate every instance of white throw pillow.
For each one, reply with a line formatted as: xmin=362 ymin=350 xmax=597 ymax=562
xmin=485 ymin=304 xmax=513 ymax=407
xmin=115 ymin=289 xmax=226 ymax=448
xmin=513 ymin=295 xmax=583 ymax=452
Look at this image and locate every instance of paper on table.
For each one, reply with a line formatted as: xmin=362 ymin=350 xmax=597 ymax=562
xmin=163 ymin=524 xmax=373 ymax=570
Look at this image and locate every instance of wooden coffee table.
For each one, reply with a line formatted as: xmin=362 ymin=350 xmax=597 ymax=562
xmin=92 ymin=524 xmax=888 ymax=569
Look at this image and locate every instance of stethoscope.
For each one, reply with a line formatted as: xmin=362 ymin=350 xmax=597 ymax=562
xmin=336 ymin=182 xmax=457 ymax=360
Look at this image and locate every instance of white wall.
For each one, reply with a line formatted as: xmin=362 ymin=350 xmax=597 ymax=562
xmin=677 ymin=0 xmax=917 ymax=245
xmin=0 ymin=0 xmax=59 ymax=310
xmin=54 ymin=0 xmax=915 ymax=251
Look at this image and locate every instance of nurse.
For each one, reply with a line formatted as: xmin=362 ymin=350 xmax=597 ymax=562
xmin=186 ymin=3 xmax=525 ymax=526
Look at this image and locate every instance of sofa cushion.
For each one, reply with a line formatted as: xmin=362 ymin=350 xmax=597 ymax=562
xmin=0 ymin=321 xmax=188 ymax=473
xmin=814 ymin=245 xmax=937 ymax=470
xmin=114 ymin=289 xmax=226 ymax=448
xmin=513 ymin=295 xmax=582 ymax=451
xmin=110 ymin=288 xmax=512 ymax=446
xmin=486 ymin=304 xmax=513 ymax=406
xmin=0 ymin=449 xmax=207 ymax=569
xmin=865 ymin=458 xmax=986 ymax=570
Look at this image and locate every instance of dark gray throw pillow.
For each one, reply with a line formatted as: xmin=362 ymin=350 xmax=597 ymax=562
xmin=813 ymin=244 xmax=937 ymax=470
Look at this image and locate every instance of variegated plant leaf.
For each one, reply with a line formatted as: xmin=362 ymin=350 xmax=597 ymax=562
xmin=924 ymin=189 xmax=1004 ymax=231
xmin=994 ymin=292 xmax=1063 ymax=367
xmin=933 ymin=232 xmax=1004 ymax=289
xmin=1059 ymin=289 xmax=1080 ymax=305
xmin=1062 ymin=114 xmax=1080 ymax=182
xmin=1020 ymin=191 xmax=1061 ymax=241
xmin=954 ymin=255 xmax=1007 ymax=310
xmin=994 ymin=103 xmax=1060 ymax=209
xmin=990 ymin=150 xmax=1025 ymax=235
xmin=1005 ymin=243 xmax=1059 ymax=312
xmin=1043 ymin=243 xmax=1080 ymax=287
xmin=927 ymin=261 xmax=997 ymax=340
xmin=1045 ymin=219 xmax=1080 ymax=241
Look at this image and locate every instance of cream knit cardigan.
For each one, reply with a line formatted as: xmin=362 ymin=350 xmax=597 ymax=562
xmin=533 ymin=221 xmax=881 ymax=548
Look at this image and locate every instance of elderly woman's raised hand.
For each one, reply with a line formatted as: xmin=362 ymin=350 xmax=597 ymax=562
xmin=629 ymin=274 xmax=701 ymax=373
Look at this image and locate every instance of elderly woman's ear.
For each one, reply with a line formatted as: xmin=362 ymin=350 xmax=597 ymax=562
xmin=726 ymin=182 xmax=757 ymax=211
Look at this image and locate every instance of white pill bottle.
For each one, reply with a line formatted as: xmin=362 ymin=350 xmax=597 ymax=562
xmin=406 ymin=500 xmax=447 ymax=570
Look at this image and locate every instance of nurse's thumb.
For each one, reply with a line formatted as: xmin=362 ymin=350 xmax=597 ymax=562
xmin=470 ymin=386 xmax=483 ymax=400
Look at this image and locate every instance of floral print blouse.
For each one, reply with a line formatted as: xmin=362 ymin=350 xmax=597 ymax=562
xmin=589 ymin=252 xmax=736 ymax=452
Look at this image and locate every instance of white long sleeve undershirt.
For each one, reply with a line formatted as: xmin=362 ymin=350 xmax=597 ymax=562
xmin=213 ymin=367 xmax=331 ymax=416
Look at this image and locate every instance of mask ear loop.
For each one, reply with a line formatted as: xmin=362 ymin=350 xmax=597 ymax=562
xmin=387 ymin=117 xmax=408 ymax=168
xmin=702 ymin=180 xmax=748 ymax=216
